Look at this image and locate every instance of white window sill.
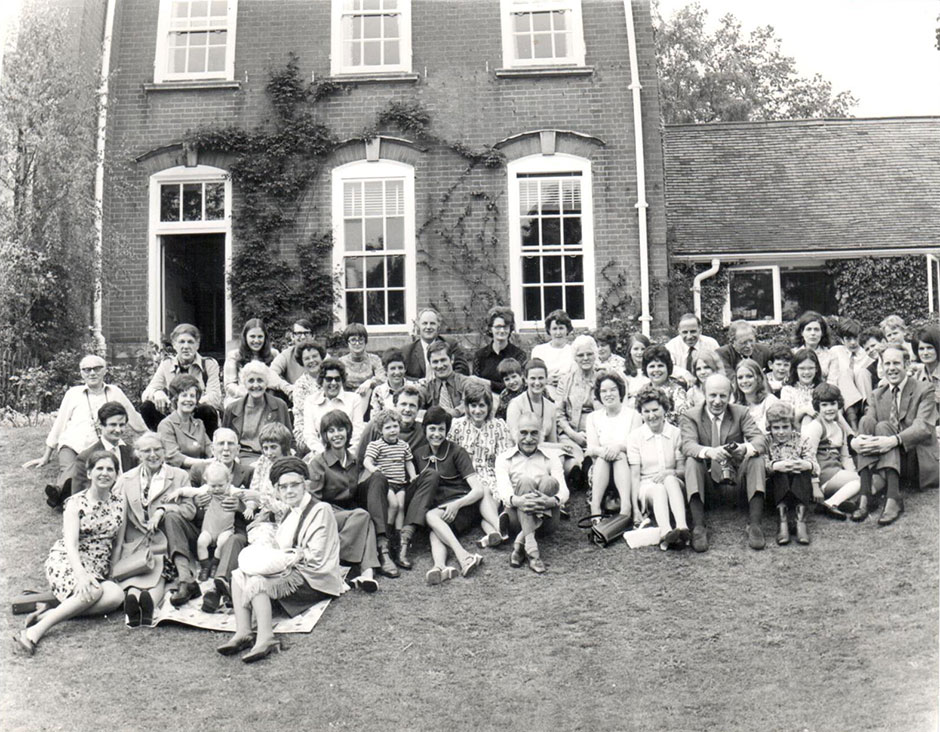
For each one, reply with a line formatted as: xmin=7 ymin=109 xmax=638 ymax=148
xmin=329 ymin=72 xmax=420 ymax=84
xmin=144 ymin=80 xmax=242 ymax=92
xmin=495 ymin=65 xmax=594 ymax=78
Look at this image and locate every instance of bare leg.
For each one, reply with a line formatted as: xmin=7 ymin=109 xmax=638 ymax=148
xmin=479 ymin=491 xmax=500 ymax=536
xmin=591 ymin=459 xmax=611 ymax=515
xmin=429 ymin=530 xmax=448 ymax=569
xmin=518 ymin=510 xmax=542 ymax=554
xmin=196 ymin=532 xmax=211 ymax=561
xmin=214 ymin=530 xmax=233 ymax=560
xmin=24 ymin=581 xmax=122 ymax=645
xmin=426 ymin=509 xmax=471 ymax=567
xmin=230 ymin=574 xmax=254 ymax=642
xmin=647 ymin=484 xmax=673 ymax=539
xmin=663 ymin=476 xmax=689 ymax=530
xmin=612 ymin=457 xmax=632 ymax=518
xmin=823 ymin=470 xmax=861 ymax=506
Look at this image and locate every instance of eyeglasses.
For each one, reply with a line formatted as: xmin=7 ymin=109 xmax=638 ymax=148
xmin=322 ymin=375 xmax=343 ymax=383
xmin=278 ymin=480 xmax=306 ymax=490
xmin=347 ymin=336 xmax=365 ymax=344
xmin=293 ymin=329 xmax=312 ymax=336
xmin=80 ymin=366 xmax=105 ymax=373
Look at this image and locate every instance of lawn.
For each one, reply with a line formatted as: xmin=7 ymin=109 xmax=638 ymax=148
xmin=1 ymin=424 xmax=937 ymax=732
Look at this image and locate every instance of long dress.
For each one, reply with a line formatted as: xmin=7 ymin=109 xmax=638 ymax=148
xmin=44 ymin=488 xmax=123 ymax=602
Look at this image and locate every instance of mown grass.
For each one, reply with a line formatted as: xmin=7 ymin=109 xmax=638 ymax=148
xmin=1 ymin=425 xmax=937 ymax=732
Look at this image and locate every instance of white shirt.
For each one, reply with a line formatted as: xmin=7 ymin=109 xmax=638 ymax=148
xmin=303 ymin=390 xmax=365 ymax=455
xmin=666 ymin=335 xmax=720 ymax=377
xmin=45 ymin=384 xmax=145 ymax=452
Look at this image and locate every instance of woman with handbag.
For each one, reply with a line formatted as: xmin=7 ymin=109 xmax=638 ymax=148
xmin=13 ymin=451 xmax=125 ymax=656
xmin=217 ymin=456 xmax=346 ymax=663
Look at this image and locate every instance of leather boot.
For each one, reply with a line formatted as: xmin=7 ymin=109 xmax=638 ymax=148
xmin=776 ymin=505 xmax=790 ymax=545
xmin=851 ymin=495 xmax=869 ymax=522
xmin=795 ymin=504 xmax=810 ymax=545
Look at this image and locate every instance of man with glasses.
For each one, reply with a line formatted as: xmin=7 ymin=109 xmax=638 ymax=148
xmin=270 ymin=317 xmax=317 ymax=391
xmin=715 ymin=320 xmax=772 ymax=379
xmin=24 ymin=354 xmax=145 ymax=507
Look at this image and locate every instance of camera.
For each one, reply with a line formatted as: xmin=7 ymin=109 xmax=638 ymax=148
xmin=719 ymin=442 xmax=739 ymax=484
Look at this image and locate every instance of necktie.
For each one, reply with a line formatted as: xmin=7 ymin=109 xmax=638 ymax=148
xmin=439 ymin=380 xmax=454 ymax=412
xmin=889 ymin=385 xmax=900 ymax=431
xmin=685 ymin=347 xmax=696 ymax=374
xmin=709 ymin=415 xmax=724 ymax=483
xmin=111 ymin=445 xmax=122 ymax=473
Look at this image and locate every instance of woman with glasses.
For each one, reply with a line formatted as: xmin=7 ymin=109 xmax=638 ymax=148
xmin=339 ymin=323 xmax=386 ymax=399
xmin=472 ymin=306 xmax=527 ymax=394
xmin=302 ymin=359 xmax=366 ymax=456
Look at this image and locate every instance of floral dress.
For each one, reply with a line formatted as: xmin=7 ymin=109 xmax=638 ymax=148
xmin=44 ymin=488 xmax=123 ymax=602
xmin=449 ymin=417 xmax=515 ymax=500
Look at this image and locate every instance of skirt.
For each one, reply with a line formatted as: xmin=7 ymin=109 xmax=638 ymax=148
xmin=232 ymin=567 xmax=336 ymax=617
xmin=817 ymin=446 xmax=844 ymax=485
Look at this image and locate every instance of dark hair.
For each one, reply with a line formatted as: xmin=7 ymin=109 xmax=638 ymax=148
xmin=85 ymin=449 xmax=119 ymax=474
xmin=767 ymin=343 xmax=794 ymax=365
xmin=812 ymin=383 xmax=845 ymax=411
xmin=593 ymin=371 xmax=626 ymax=401
xmin=860 ymin=326 xmax=884 ymax=345
xmin=344 ymin=322 xmax=369 ymax=344
xmin=624 ymin=333 xmax=651 ymax=377
xmin=270 ymin=456 xmax=309 ymax=485
xmin=914 ymin=325 xmax=940 ymax=364
xmin=837 ymin=318 xmax=862 ymax=339
xmin=793 ymin=310 xmax=831 ymax=349
xmin=788 ymin=348 xmax=823 ymax=387
xmin=319 ymin=409 xmax=353 ymax=448
xmin=592 ymin=327 xmax=618 ymax=349
xmin=642 ymin=344 xmax=673 ymax=378
xmin=427 ymin=340 xmax=451 ymax=360
xmin=237 ymin=318 xmax=274 ymax=366
xmin=498 ymin=357 xmax=523 ymax=377
xmin=293 ymin=339 xmax=326 ymax=367
xmin=544 ymin=309 xmax=572 ymax=335
xmin=97 ymin=400 xmax=128 ymax=424
xmin=485 ymin=306 xmax=516 ymax=336
xmin=635 ymin=385 xmax=673 ymax=413
xmin=525 ymin=357 xmax=548 ymax=377
xmin=259 ymin=422 xmax=293 ymax=452
xmin=461 ymin=380 xmax=493 ymax=419
xmin=382 ymin=348 xmax=406 ymax=369
xmin=318 ymin=358 xmax=347 ymax=386
xmin=423 ymin=405 xmax=452 ymax=433
xmin=395 ymin=383 xmax=426 ymax=408
xmin=292 ymin=318 xmax=314 ymax=332
xmin=168 ymin=374 xmax=203 ymax=405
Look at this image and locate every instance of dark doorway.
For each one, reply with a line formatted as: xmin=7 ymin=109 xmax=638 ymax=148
xmin=162 ymin=233 xmax=226 ymax=357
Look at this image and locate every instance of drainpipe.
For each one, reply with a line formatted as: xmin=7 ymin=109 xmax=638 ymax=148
xmin=692 ymin=258 xmax=721 ymax=321
xmin=623 ymin=0 xmax=651 ymax=337
xmin=92 ymin=0 xmax=117 ymax=354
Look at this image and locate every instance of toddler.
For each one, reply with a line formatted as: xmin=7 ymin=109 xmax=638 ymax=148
xmin=495 ymin=358 xmax=525 ymax=421
xmin=765 ymin=402 xmax=817 ymax=547
xmin=363 ymin=409 xmax=417 ymax=532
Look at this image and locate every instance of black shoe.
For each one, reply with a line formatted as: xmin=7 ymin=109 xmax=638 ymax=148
xmin=139 ymin=591 xmax=154 ymax=626
xmin=377 ymin=549 xmax=400 ymax=578
xmin=396 ymin=541 xmax=413 ymax=570
xmin=877 ymin=497 xmax=904 ymax=526
xmin=691 ymin=525 xmax=708 ymax=553
xmin=197 ymin=559 xmax=212 ymax=583
xmin=201 ymin=589 xmax=221 ymax=614
xmin=124 ymin=593 xmax=141 ymax=627
xmin=44 ymin=484 xmax=61 ymax=509
xmin=214 ymin=577 xmax=231 ymax=604
xmin=170 ymin=581 xmax=201 ymax=607
xmin=510 ymin=543 xmax=526 ymax=568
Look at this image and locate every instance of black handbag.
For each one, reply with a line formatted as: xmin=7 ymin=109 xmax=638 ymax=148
xmin=577 ymin=513 xmax=633 ymax=547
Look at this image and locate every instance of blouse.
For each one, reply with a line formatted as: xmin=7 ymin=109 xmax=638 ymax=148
xmin=303 ymin=390 xmax=365 ymax=455
xmin=291 ymin=373 xmax=322 ymax=447
xmin=743 ymin=394 xmax=780 ymax=434
xmin=308 ymin=449 xmax=360 ymax=508
xmin=596 ymin=354 xmax=627 ymax=377
xmin=369 ymin=381 xmax=404 ymax=415
xmin=530 ymin=342 xmax=574 ymax=399
xmin=780 ymin=383 xmax=815 ymax=414
xmin=448 ymin=417 xmax=515 ymax=493
xmin=586 ymin=407 xmax=643 ymax=454
xmin=626 ymin=422 xmax=684 ymax=480
xmin=339 ymin=353 xmax=386 ymax=391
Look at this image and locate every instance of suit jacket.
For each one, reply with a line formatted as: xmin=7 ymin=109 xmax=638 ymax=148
xmin=426 ymin=372 xmax=472 ymax=415
xmin=189 ymin=460 xmax=254 ymax=489
xmin=716 ymin=343 xmax=771 ymax=380
xmin=860 ymin=379 xmax=938 ymax=489
xmin=69 ymin=439 xmax=137 ymax=496
xmin=221 ymin=392 xmax=292 ymax=455
xmin=402 ymin=336 xmax=470 ymax=380
xmin=679 ymin=403 xmax=767 ymax=459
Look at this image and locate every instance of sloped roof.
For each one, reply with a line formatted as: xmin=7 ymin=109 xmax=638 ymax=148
xmin=664 ymin=117 xmax=940 ymax=257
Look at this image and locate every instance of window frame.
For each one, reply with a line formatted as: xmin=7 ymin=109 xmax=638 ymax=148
xmin=722 ymin=265 xmax=782 ymax=326
xmin=153 ymin=0 xmax=239 ymax=84
xmin=506 ymin=153 xmax=596 ymax=330
xmin=499 ymin=0 xmax=586 ymax=69
xmin=928 ymin=253 xmax=940 ymax=314
xmin=330 ymin=0 xmax=412 ymax=77
xmin=331 ymin=159 xmax=417 ymax=334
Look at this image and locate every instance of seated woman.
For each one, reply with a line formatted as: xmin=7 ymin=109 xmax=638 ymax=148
xmin=157 ymin=374 xmax=212 ymax=469
xmin=304 ymin=410 xmax=383 ymax=591
xmin=912 ymin=324 xmax=940 ymax=414
xmin=585 ymin=371 xmax=642 ymax=521
xmin=530 ymin=309 xmax=574 ymax=401
xmin=638 ymin=345 xmax=690 ymax=426
xmin=594 ymin=327 xmax=627 ymax=376
xmin=793 ymin=310 xmax=839 ymax=384
xmin=448 ymin=380 xmax=515 ymax=548
xmin=416 ymin=407 xmax=485 ymax=585
xmin=218 ymin=456 xmax=346 ymax=663
xmin=472 ymin=306 xmax=528 ymax=394
xmin=290 ymin=339 xmax=325 ymax=451
xmin=370 ymin=348 xmax=408 ymax=416
xmin=803 ymin=383 xmax=861 ymax=519
xmin=627 ymin=386 xmax=689 ymax=550
xmin=506 ymin=358 xmax=558 ymax=444
xmin=223 ymin=318 xmax=287 ymax=406
xmin=556 ymin=335 xmax=601 ymax=491
xmin=302 ymin=359 xmax=366 ymax=456
xmin=780 ymin=348 xmax=824 ymax=432
xmin=339 ymin=323 xmax=386 ymax=398
xmin=221 ymin=362 xmax=292 ymax=466
xmin=13 ymin=450 xmax=125 ymax=656
xmin=733 ymin=358 xmax=780 ymax=433
xmin=686 ymin=351 xmax=722 ymax=409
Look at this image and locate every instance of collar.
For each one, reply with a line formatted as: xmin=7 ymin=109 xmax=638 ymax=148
xmin=316 ymin=390 xmax=348 ymax=405
xmin=100 ymin=436 xmax=125 ymax=450
xmin=890 ymin=376 xmax=909 ymax=394
xmin=322 ymin=449 xmax=355 ymax=468
xmin=173 ymin=354 xmax=205 ymax=372
xmin=638 ymin=423 xmax=667 ymax=440
xmin=509 ymin=444 xmax=552 ymax=460
xmin=707 ymin=409 xmax=726 ymax=423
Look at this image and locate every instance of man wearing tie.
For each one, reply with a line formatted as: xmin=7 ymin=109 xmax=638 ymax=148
xmin=401 ymin=307 xmax=469 ymax=380
xmin=850 ymin=346 xmax=938 ymax=524
xmin=426 ymin=341 xmax=471 ymax=418
xmin=68 ymin=402 xmax=139 ymax=498
xmin=715 ymin=321 xmax=772 ymax=379
xmin=666 ymin=313 xmax=720 ymax=384
xmin=680 ymin=374 xmax=768 ymax=551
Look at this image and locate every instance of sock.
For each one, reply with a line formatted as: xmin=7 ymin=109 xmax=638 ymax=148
xmin=858 ymin=468 xmax=872 ymax=498
xmin=399 ymin=525 xmax=415 ymax=544
xmin=689 ymin=494 xmax=705 ymax=528
xmin=748 ymin=494 xmax=764 ymax=527
xmin=376 ymin=535 xmax=389 ymax=551
xmin=524 ymin=534 xmax=538 ymax=553
xmin=885 ymin=469 xmax=901 ymax=501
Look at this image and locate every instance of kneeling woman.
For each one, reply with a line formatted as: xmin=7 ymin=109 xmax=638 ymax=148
xmin=14 ymin=451 xmax=125 ymax=656
xmin=219 ymin=456 xmax=346 ymax=663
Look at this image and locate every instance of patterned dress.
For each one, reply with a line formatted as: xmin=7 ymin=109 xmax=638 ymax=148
xmin=449 ymin=417 xmax=515 ymax=500
xmin=44 ymin=488 xmax=123 ymax=601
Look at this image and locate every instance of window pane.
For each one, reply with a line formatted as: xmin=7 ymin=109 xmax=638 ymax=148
xmin=344 ymin=219 xmax=363 ymax=251
xmin=170 ymin=47 xmax=188 ymax=74
xmin=192 ymin=1 xmax=208 ymax=18
xmin=383 ymin=15 xmax=398 ymax=37
xmin=385 ymin=41 xmax=399 ymax=65
xmin=554 ymin=31 xmax=567 ymax=58
xmin=207 ymin=44 xmax=226 ymax=72
xmin=365 ymin=258 xmax=385 ymax=287
xmin=363 ymin=40 xmax=382 ymax=65
xmin=564 ymin=255 xmax=583 ymax=283
xmin=562 ymin=218 xmax=581 ymax=247
xmin=522 ymin=256 xmax=540 ymax=284
xmin=182 ymin=183 xmax=202 ymax=221
xmin=387 ymin=255 xmax=405 ymax=287
xmin=160 ymin=185 xmax=180 ymax=221
xmin=386 ymin=179 xmax=404 ymax=214
xmin=387 ymin=290 xmax=405 ymax=324
xmin=544 ymin=286 xmax=563 ymax=313
xmin=210 ymin=0 xmax=227 ymax=15
xmin=523 ymin=287 xmax=541 ymax=322
xmin=520 ymin=218 xmax=538 ymax=248
xmin=561 ymin=180 xmax=580 ymax=213
xmin=345 ymin=182 xmax=361 ymax=217
xmin=532 ymin=32 xmax=554 ymax=59
xmin=515 ymin=35 xmax=532 ymax=60
xmin=363 ymin=15 xmax=381 ymax=38
xmin=541 ymin=218 xmax=561 ymax=247
xmin=543 ymin=256 xmax=562 ymax=283
xmin=363 ymin=181 xmax=384 ymax=215
xmin=364 ymin=218 xmax=384 ymax=251
xmin=346 ymin=292 xmax=364 ymax=324
xmin=345 ymin=258 xmax=363 ymax=288
xmin=780 ymin=269 xmax=836 ymax=322
xmin=513 ymin=13 xmax=530 ymax=32
xmin=366 ymin=291 xmax=386 ymax=325
xmin=385 ymin=217 xmax=404 ymax=250
xmin=205 ymin=183 xmax=224 ymax=219
xmin=531 ymin=11 xmax=551 ymax=31
xmin=539 ymin=180 xmax=560 ymax=213
xmin=566 ymin=286 xmax=585 ymax=319
xmin=729 ymin=270 xmax=775 ymax=322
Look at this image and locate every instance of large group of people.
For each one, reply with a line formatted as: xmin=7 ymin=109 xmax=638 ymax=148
xmin=15 ymin=305 xmax=938 ymax=662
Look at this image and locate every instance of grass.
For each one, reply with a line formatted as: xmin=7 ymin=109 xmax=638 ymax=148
xmin=1 ymin=424 xmax=937 ymax=732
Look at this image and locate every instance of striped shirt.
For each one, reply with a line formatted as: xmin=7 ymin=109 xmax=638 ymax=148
xmin=365 ymin=438 xmax=413 ymax=485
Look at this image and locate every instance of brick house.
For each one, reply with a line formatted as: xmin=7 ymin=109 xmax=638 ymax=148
xmin=88 ymin=0 xmax=668 ymax=357
xmin=664 ymin=117 xmax=940 ymax=328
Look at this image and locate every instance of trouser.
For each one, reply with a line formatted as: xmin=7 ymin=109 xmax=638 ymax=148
xmin=403 ymin=470 xmax=439 ymax=528
xmin=213 ymin=530 xmax=248 ymax=581
xmin=162 ymin=511 xmax=198 ymax=582
xmin=515 ymin=475 xmax=560 ymax=497
xmin=141 ymin=401 xmax=219 ymax=437
xmin=855 ymin=418 xmax=920 ymax=490
xmin=333 ymin=507 xmax=380 ymax=569
xmin=770 ymin=470 xmax=813 ymax=505
xmin=684 ymin=454 xmax=766 ymax=506
xmin=355 ymin=472 xmax=392 ymax=536
xmin=55 ymin=446 xmax=79 ymax=490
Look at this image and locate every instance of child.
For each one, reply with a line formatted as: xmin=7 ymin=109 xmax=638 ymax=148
xmin=879 ymin=314 xmax=913 ymax=355
xmin=594 ymin=327 xmax=627 ymax=377
xmin=765 ymin=401 xmax=817 ymax=546
xmin=764 ymin=343 xmax=793 ymax=398
xmin=495 ymin=357 xmax=525 ymax=421
xmin=828 ymin=318 xmax=866 ymax=430
xmin=803 ymin=384 xmax=861 ymax=520
xmin=860 ymin=325 xmax=885 ymax=394
xmin=363 ymin=409 xmax=417 ymax=533
xmin=247 ymin=422 xmax=293 ymax=525
xmin=780 ymin=348 xmax=823 ymax=432
xmin=370 ymin=348 xmax=407 ymax=416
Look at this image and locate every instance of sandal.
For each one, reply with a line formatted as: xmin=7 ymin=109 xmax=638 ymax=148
xmin=460 ymin=554 xmax=483 ymax=577
xmin=425 ymin=567 xmax=443 ymax=586
xmin=12 ymin=630 xmax=36 ymax=657
xmin=441 ymin=566 xmax=458 ymax=582
xmin=477 ymin=532 xmax=503 ymax=549
xmin=350 ymin=576 xmax=378 ymax=593
xmin=24 ymin=604 xmax=50 ymax=628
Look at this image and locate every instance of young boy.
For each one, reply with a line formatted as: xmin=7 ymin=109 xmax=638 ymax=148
xmin=764 ymin=344 xmax=793 ymax=398
xmin=364 ymin=409 xmax=417 ymax=532
xmin=860 ymin=326 xmax=886 ymax=392
xmin=764 ymin=402 xmax=817 ymax=547
xmin=828 ymin=318 xmax=866 ymax=429
xmin=495 ymin=357 xmax=525 ymax=421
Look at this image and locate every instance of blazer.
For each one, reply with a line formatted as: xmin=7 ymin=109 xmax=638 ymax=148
xmin=401 ymin=336 xmax=470 ymax=380
xmin=69 ymin=439 xmax=138 ymax=495
xmin=157 ymin=411 xmax=211 ymax=467
xmin=679 ymin=403 xmax=767 ymax=460
xmin=222 ymin=392 xmax=292 ymax=455
xmin=189 ymin=459 xmax=254 ymax=490
xmin=860 ymin=379 xmax=938 ymax=489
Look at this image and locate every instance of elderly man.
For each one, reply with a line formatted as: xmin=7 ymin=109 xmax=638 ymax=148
xmin=679 ymin=373 xmax=768 ymax=551
xmin=715 ymin=321 xmax=772 ymax=379
xmin=850 ymin=345 xmax=939 ymax=524
xmin=269 ymin=317 xmax=316 ymax=391
xmin=426 ymin=340 xmax=472 ymax=417
xmin=24 ymin=353 xmax=144 ymax=507
xmin=401 ymin=307 xmax=469 ymax=380
xmin=666 ymin=313 xmax=721 ymax=382
xmin=495 ymin=413 xmax=568 ymax=573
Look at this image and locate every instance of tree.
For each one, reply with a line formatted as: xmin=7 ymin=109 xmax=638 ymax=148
xmin=0 ymin=2 xmax=100 ymax=359
xmin=654 ymin=2 xmax=858 ymax=124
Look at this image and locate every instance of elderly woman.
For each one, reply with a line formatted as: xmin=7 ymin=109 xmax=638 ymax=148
xmin=304 ymin=410 xmax=384 ymax=591
xmin=556 ymin=334 xmax=600 ymax=489
xmin=472 ymin=306 xmax=528 ymax=394
xmin=793 ymin=310 xmax=838 ymax=383
xmin=13 ymin=450 xmax=125 ymax=656
xmin=112 ymin=432 xmax=197 ymax=622
xmin=303 ymin=359 xmax=366 ymax=456
xmin=24 ymin=354 xmax=145 ymax=507
xmin=733 ymin=358 xmax=780 ymax=433
xmin=290 ymin=339 xmax=326 ymax=449
xmin=157 ymin=374 xmax=211 ymax=469
xmin=627 ymin=386 xmax=690 ymax=550
xmin=585 ymin=371 xmax=642 ymax=520
xmin=530 ymin=309 xmax=574 ymax=400
xmin=448 ymin=380 xmax=515 ymax=548
xmin=339 ymin=323 xmax=386 ymax=396
xmin=223 ymin=318 xmax=286 ymax=406
xmin=217 ymin=456 xmax=346 ymax=663
xmin=221 ymin=361 xmax=292 ymax=465
xmin=638 ymin=345 xmax=690 ymax=426
xmin=687 ymin=351 xmax=722 ymax=408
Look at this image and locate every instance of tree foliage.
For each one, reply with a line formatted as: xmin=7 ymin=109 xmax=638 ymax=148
xmin=654 ymin=2 xmax=858 ymax=124
xmin=0 ymin=2 xmax=100 ymax=358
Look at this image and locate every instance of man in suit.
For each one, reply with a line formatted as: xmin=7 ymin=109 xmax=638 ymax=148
xmin=679 ymin=374 xmax=769 ymax=551
xmin=67 ymin=401 xmax=138 ymax=499
xmin=401 ymin=307 xmax=469 ymax=380
xmin=425 ymin=341 xmax=473 ymax=418
xmin=715 ymin=321 xmax=772 ymax=379
xmin=666 ymin=313 xmax=720 ymax=383
xmin=850 ymin=345 xmax=939 ymax=524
